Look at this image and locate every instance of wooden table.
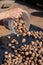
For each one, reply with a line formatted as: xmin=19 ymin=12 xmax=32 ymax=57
xmin=0 ymin=3 xmax=43 ymax=37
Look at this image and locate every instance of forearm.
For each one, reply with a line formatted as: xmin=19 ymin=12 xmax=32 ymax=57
xmin=0 ymin=10 xmax=10 ymax=20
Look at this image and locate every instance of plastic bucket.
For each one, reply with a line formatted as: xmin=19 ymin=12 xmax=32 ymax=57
xmin=3 ymin=10 xmax=31 ymax=34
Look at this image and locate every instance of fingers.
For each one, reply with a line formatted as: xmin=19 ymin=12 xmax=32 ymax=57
xmin=14 ymin=8 xmax=24 ymax=14
xmin=11 ymin=8 xmax=24 ymax=19
xmin=15 ymin=9 xmax=23 ymax=18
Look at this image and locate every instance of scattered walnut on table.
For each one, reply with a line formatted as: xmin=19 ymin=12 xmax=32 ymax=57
xmin=22 ymin=38 xmax=26 ymax=43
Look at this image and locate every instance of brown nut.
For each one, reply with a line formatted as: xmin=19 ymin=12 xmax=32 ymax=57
xmin=5 ymin=55 xmax=8 ymax=58
xmin=8 ymin=43 xmax=12 ymax=47
xmin=25 ymin=51 xmax=29 ymax=56
xmin=11 ymin=54 xmax=14 ymax=58
xmin=27 ymin=31 xmax=31 ymax=36
xmin=22 ymin=33 xmax=27 ymax=36
xmin=19 ymin=22 xmax=22 ymax=26
xmin=11 ymin=39 xmax=18 ymax=44
xmin=13 ymin=22 xmax=17 ymax=27
xmin=22 ymin=38 xmax=26 ymax=43
xmin=5 ymin=51 xmax=8 ymax=55
xmin=11 ymin=46 xmax=15 ymax=49
xmin=7 ymin=36 xmax=11 ymax=39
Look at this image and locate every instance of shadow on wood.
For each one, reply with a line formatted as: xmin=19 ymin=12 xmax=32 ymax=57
xmin=31 ymin=11 xmax=43 ymax=17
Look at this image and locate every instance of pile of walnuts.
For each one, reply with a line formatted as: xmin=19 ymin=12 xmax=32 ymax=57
xmin=1 ymin=19 xmax=43 ymax=65
xmin=2 ymin=40 xmax=43 ymax=65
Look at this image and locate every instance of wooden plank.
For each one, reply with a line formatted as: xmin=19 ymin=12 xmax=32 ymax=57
xmin=0 ymin=1 xmax=14 ymax=8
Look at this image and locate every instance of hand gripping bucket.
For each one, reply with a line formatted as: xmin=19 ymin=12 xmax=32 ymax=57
xmin=3 ymin=10 xmax=31 ymax=34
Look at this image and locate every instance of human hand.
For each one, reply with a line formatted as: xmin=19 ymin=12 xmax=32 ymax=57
xmin=9 ymin=8 xmax=23 ymax=20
